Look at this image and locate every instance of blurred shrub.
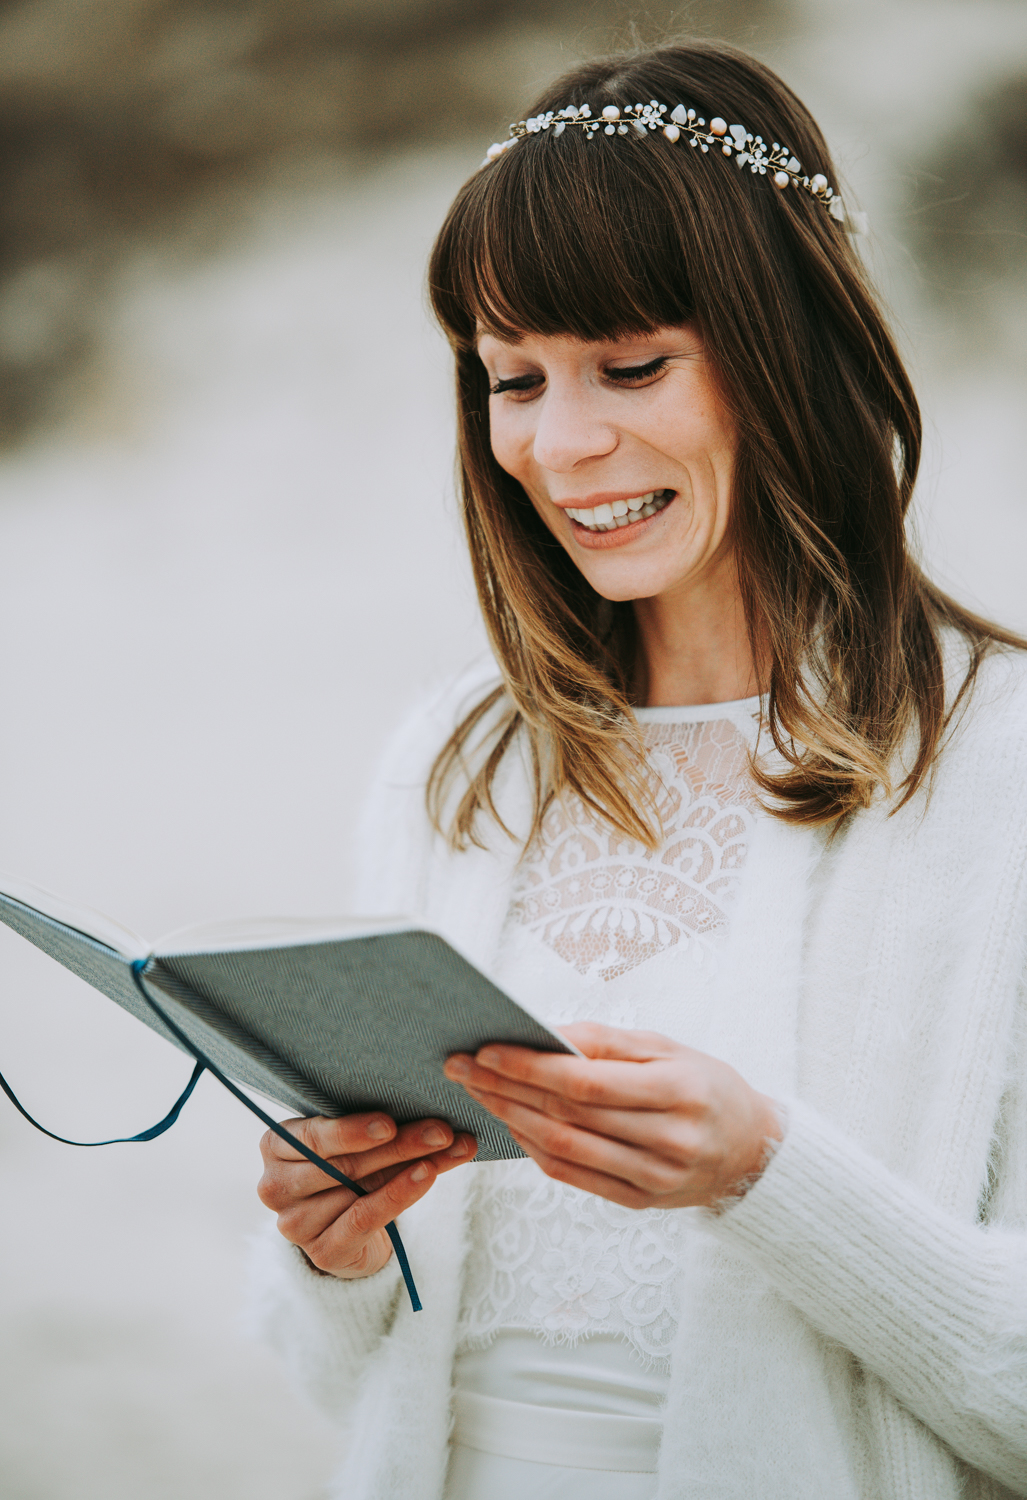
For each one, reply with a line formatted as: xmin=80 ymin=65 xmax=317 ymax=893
xmin=0 ymin=0 xmax=778 ymax=444
xmin=912 ymin=69 xmax=1027 ymax=340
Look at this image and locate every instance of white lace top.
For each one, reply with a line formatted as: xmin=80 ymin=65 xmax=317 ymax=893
xmin=456 ymin=697 xmax=764 ymax=1371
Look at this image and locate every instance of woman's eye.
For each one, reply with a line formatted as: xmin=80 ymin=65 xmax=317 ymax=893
xmin=489 ymin=374 xmax=543 ymax=397
xmin=605 ymin=356 xmax=669 ymax=384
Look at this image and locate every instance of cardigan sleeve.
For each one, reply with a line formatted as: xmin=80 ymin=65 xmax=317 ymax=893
xmin=245 ymin=662 xmax=503 ymax=1417
xmin=245 ymin=1221 xmax=404 ymax=1420
xmin=710 ymin=1097 xmax=1027 ymax=1493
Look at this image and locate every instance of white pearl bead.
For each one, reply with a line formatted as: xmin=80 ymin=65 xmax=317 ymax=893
xmin=810 ymin=173 xmax=828 ymax=192
xmin=663 ymin=124 xmax=680 ymax=142
xmin=773 ymin=170 xmax=789 ymax=188
xmin=602 ymin=105 xmax=620 ymax=120
xmin=710 ymin=117 xmax=727 ymax=135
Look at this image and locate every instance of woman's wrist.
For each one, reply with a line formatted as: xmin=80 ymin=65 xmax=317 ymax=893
xmin=714 ymin=1094 xmax=786 ymax=1210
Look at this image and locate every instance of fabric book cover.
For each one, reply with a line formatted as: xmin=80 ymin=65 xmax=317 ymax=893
xmin=0 ymin=877 xmax=576 ymax=1162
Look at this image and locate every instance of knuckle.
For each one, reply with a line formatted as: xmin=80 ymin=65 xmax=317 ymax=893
xmin=636 ymin=1159 xmax=680 ymax=1192
xmin=543 ymin=1122 xmax=577 ymax=1157
xmin=571 ymin=1073 xmax=609 ymax=1107
xmin=544 ymin=1154 xmax=578 ymax=1186
xmin=344 ymin=1193 xmax=376 ymax=1238
xmin=257 ymin=1170 xmax=286 ymax=1211
xmin=652 ymin=1124 xmax=692 ymax=1161
xmin=276 ymin=1205 xmax=308 ymax=1242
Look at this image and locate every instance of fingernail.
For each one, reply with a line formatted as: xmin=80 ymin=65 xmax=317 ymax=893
xmin=477 ymin=1048 xmax=500 ymax=1069
xmin=444 ymin=1140 xmax=467 ymax=1159
xmin=410 ymin=1162 xmax=430 ymax=1183
xmin=446 ymin=1056 xmax=470 ymax=1079
xmin=421 ymin=1124 xmax=448 ymax=1147
xmin=366 ymin=1119 xmax=392 ymax=1140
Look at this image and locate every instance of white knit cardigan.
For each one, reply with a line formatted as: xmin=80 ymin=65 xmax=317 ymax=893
xmin=249 ymin=647 xmax=1027 ymax=1500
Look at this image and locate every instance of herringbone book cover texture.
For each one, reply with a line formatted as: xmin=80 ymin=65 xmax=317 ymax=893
xmin=0 ymin=885 xmax=574 ymax=1161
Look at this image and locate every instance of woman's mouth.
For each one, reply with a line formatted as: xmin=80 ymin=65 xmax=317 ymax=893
xmin=563 ymin=490 xmax=674 ymax=533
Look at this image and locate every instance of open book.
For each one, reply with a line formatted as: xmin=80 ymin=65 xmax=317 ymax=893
xmin=0 ymin=876 xmax=576 ymax=1163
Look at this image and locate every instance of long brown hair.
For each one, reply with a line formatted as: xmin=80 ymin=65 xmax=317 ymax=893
xmin=426 ymin=38 xmax=1022 ymax=851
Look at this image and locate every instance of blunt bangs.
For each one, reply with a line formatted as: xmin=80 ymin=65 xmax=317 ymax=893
xmin=431 ymin=131 xmax=702 ymax=348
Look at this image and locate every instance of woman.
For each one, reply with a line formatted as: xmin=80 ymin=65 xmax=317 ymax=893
xmin=250 ymin=39 xmax=1027 ymax=1500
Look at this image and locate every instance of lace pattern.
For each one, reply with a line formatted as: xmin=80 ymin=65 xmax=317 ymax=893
xmin=508 ymin=716 xmax=761 ymax=980
xmin=458 ymin=708 xmax=763 ymax=1370
xmin=459 ymin=1158 xmax=684 ymax=1367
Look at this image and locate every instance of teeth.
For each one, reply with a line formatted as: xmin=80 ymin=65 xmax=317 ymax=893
xmin=565 ymin=491 xmax=670 ymax=532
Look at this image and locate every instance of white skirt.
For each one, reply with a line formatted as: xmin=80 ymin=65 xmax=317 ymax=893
xmin=445 ymin=1331 xmax=665 ymax=1500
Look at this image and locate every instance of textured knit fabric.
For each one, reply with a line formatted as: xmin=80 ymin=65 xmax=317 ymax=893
xmin=248 ymin=645 xmax=1027 ymax=1500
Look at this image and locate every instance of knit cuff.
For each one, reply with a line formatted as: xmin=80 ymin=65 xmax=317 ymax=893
xmin=286 ymin=1241 xmax=404 ymax=1351
xmin=246 ymin=1224 xmax=403 ymax=1412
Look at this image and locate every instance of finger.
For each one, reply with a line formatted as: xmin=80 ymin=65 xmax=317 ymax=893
xmin=511 ymin=1134 xmax=655 ymax=1210
xmin=261 ymin=1112 xmax=398 ymax=1164
xmin=432 ymin=1133 xmax=478 ymax=1171
xmin=355 ymin=1132 xmax=479 ymax=1192
xmin=276 ymin=1182 xmax=361 ymax=1246
xmin=472 ymin=1089 xmax=688 ymax=1197
xmin=311 ymin=1155 xmax=442 ymax=1265
xmin=277 ymin=1132 xmax=476 ymax=1248
xmin=447 ymin=1047 xmax=685 ymax=1112
xmin=258 ymin=1118 xmax=458 ymax=1209
xmin=463 ymin=1071 xmax=702 ymax=1155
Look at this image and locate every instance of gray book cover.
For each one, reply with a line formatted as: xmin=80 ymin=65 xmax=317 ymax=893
xmin=0 ymin=880 xmax=576 ymax=1162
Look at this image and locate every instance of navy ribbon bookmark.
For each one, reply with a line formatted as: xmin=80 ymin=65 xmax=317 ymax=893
xmin=0 ymin=1055 xmax=205 ymax=1145
xmin=0 ymin=959 xmax=421 ymax=1313
xmin=127 ymin=961 xmax=421 ymax=1313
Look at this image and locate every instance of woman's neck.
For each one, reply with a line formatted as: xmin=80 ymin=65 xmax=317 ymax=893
xmin=633 ymin=556 xmax=761 ymax=708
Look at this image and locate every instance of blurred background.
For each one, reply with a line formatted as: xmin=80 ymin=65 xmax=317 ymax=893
xmin=0 ymin=1 xmax=1023 ymax=1496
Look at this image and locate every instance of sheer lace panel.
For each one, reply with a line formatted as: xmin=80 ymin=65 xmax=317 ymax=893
xmin=459 ymin=1158 xmax=685 ymax=1367
xmin=458 ymin=710 xmax=763 ymax=1370
xmin=508 ymin=715 xmax=761 ymax=981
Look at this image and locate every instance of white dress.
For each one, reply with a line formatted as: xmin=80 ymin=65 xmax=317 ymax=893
xmin=445 ymin=697 xmax=764 ymax=1499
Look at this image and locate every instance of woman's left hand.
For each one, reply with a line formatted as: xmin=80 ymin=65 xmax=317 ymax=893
xmin=443 ymin=1022 xmax=783 ymax=1210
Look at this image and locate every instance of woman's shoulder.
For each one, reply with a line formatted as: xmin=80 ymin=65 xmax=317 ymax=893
xmin=923 ymin=639 xmax=1027 ymax=830
xmin=377 ymin=654 xmax=506 ymax=787
xmin=944 ymin=639 xmax=1027 ymax=758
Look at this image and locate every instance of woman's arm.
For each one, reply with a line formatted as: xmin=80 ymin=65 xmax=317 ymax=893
xmin=446 ymin=1022 xmax=1027 ymax=1492
xmin=249 ymin=1111 xmax=476 ymax=1418
xmin=710 ymin=1098 xmax=1027 ymax=1492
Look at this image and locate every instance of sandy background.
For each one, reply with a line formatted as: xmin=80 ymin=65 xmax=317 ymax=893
xmin=0 ymin=2 xmax=1024 ymax=1496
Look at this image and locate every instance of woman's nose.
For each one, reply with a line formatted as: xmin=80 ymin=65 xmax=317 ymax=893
xmin=531 ymin=386 xmax=618 ymax=472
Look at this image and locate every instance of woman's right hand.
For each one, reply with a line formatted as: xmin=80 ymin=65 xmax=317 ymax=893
xmin=257 ymin=1113 xmax=476 ymax=1279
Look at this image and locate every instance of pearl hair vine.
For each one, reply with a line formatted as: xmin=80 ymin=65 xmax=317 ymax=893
xmin=483 ymin=100 xmax=868 ymax=235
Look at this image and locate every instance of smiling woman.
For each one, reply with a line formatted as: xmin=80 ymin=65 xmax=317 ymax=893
xmin=248 ymin=38 xmax=1027 ymax=1500
xmin=475 ymin=326 xmax=745 ymax=709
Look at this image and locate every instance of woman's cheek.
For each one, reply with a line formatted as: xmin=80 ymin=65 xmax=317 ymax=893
xmin=488 ymin=406 xmax=532 ymax=482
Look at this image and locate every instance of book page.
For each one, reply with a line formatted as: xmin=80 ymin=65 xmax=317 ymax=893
xmin=0 ymin=874 xmax=149 ymax=960
xmin=154 ymin=912 xmax=415 ymax=957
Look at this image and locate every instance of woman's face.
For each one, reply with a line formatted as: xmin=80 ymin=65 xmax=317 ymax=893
xmin=477 ymin=325 xmax=738 ymax=605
